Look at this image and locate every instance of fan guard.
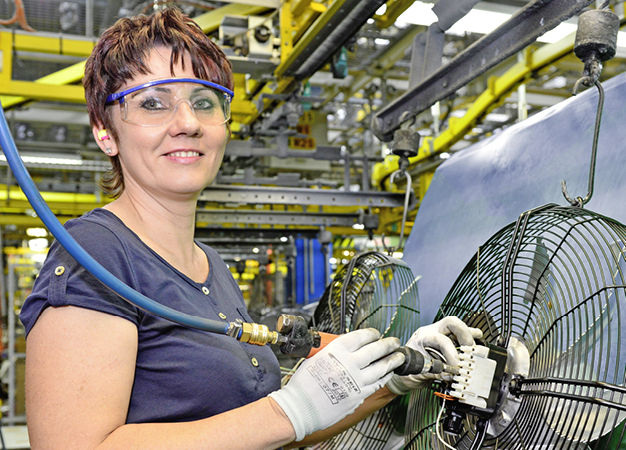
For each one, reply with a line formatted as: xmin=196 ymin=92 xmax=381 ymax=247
xmin=311 ymin=251 xmax=421 ymax=449
xmin=405 ymin=204 xmax=626 ymax=449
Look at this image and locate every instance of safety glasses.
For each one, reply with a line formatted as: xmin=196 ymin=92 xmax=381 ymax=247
xmin=105 ymin=78 xmax=234 ymax=127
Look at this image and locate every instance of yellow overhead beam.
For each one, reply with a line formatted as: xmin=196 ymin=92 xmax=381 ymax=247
xmin=372 ymin=31 xmax=578 ymax=190
xmin=0 ymin=4 xmax=272 ymax=110
xmin=193 ymin=3 xmax=270 ymax=33
xmin=0 ymin=78 xmax=85 ymax=106
xmin=374 ymin=0 xmax=415 ymax=29
xmin=6 ymin=30 xmax=95 ymax=56
xmin=0 ymin=184 xmax=109 ymax=206
xmin=275 ymin=0 xmax=348 ymax=78
xmin=0 ymin=214 xmax=73 ymax=227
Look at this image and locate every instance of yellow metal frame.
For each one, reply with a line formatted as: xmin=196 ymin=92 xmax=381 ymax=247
xmin=193 ymin=3 xmax=269 ymax=33
xmin=275 ymin=0 xmax=347 ymax=78
xmin=9 ymin=31 xmax=95 ymax=56
xmin=0 ymin=3 xmax=271 ymax=112
xmin=372 ymin=32 xmax=580 ymax=190
xmin=374 ymin=0 xmax=415 ymax=29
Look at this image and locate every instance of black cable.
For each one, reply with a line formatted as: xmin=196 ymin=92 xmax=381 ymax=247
xmin=468 ymin=420 xmax=487 ymax=450
xmin=0 ymin=422 xmax=6 ymax=450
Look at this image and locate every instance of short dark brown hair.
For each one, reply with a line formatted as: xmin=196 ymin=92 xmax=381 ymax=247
xmin=83 ymin=7 xmax=233 ymax=198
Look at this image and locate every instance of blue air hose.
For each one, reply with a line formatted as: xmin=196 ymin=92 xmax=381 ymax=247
xmin=0 ymin=106 xmax=230 ymax=335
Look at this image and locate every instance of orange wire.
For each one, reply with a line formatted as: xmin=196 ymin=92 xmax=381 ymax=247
xmin=434 ymin=392 xmax=456 ymax=401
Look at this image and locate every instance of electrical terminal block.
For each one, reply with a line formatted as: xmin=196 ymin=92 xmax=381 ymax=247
xmin=449 ymin=345 xmax=497 ymax=408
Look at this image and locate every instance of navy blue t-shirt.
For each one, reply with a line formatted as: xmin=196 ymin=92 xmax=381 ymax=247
xmin=20 ymin=208 xmax=281 ymax=423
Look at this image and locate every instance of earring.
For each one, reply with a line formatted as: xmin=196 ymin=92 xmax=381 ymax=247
xmin=104 ymin=148 xmax=113 ymax=155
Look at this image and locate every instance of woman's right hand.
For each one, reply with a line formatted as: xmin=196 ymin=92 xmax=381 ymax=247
xmin=268 ymin=328 xmax=404 ymax=442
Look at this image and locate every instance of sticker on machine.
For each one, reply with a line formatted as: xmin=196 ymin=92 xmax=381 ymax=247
xmin=306 ymin=353 xmax=361 ymax=404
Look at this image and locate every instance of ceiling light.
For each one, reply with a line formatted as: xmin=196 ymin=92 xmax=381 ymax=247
xmin=352 ymin=223 xmax=365 ymax=230
xmin=0 ymin=153 xmax=83 ymax=166
xmin=450 ymin=109 xmax=467 ymax=118
xmin=31 ymin=253 xmax=47 ymax=264
xmin=439 ymin=152 xmax=451 ymax=159
xmin=28 ymin=238 xmax=48 ymax=252
xmin=396 ymin=2 xmax=594 ymax=47
xmin=396 ymin=2 xmax=437 ymax=28
xmin=374 ymin=38 xmax=390 ymax=46
xmin=26 ymin=227 xmax=48 ymax=237
xmin=447 ymin=9 xmax=510 ymax=36
xmin=543 ymin=75 xmax=568 ymax=89
xmin=485 ymin=113 xmax=510 ymax=123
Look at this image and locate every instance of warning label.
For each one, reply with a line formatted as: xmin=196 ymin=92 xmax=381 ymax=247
xmin=306 ymin=353 xmax=361 ymax=405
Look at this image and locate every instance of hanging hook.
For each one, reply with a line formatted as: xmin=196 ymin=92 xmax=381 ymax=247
xmin=561 ymin=6 xmax=617 ymax=207
xmin=386 ymin=128 xmax=418 ymax=255
xmin=561 ymin=79 xmax=604 ymax=208
xmin=389 ymin=168 xmax=413 ymax=253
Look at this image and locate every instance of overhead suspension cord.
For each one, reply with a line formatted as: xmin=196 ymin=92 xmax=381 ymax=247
xmin=0 ymin=105 xmax=230 ymax=336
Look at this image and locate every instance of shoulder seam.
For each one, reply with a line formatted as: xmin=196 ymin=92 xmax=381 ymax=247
xmin=71 ymin=216 xmax=143 ymax=309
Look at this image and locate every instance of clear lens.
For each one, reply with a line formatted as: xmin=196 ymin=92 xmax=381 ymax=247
xmin=121 ymin=83 xmax=231 ymax=127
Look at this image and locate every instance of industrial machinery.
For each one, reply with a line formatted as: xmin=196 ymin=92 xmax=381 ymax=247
xmin=400 ymin=9 xmax=625 ymax=448
xmin=311 ymin=250 xmax=422 ymax=449
xmin=404 ymin=204 xmax=626 ymax=448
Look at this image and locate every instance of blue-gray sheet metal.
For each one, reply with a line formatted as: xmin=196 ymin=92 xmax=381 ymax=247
xmin=404 ymin=71 xmax=626 ymax=324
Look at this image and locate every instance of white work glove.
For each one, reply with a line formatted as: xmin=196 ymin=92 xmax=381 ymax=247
xmin=386 ymin=316 xmax=483 ymax=395
xmin=269 ymin=328 xmax=404 ymax=441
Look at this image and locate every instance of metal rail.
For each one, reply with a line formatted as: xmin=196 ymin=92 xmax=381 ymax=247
xmin=198 ymin=184 xmax=405 ymax=207
xmin=372 ymin=0 xmax=594 ymax=141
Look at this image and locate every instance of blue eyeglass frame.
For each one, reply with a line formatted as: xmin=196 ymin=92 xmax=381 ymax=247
xmin=105 ymin=77 xmax=234 ymax=105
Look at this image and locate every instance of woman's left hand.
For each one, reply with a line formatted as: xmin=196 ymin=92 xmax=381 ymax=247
xmin=386 ymin=316 xmax=483 ymax=395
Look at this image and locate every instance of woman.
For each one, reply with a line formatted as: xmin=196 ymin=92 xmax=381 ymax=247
xmin=20 ymin=8 xmax=480 ymax=449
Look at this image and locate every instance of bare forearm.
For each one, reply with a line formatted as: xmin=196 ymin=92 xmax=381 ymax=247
xmin=97 ymin=398 xmax=295 ymax=450
xmin=287 ymin=386 xmax=397 ymax=448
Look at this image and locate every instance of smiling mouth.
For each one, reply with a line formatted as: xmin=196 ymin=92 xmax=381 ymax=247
xmin=165 ymin=150 xmax=202 ymax=157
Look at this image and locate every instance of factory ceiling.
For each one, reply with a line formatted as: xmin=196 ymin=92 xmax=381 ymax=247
xmin=1 ymin=0 xmax=625 ymax=248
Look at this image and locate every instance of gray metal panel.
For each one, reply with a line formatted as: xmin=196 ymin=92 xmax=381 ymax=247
xmin=196 ymin=210 xmax=358 ymax=227
xmin=199 ymin=185 xmax=405 ymax=207
xmin=403 ymin=72 xmax=626 ymax=324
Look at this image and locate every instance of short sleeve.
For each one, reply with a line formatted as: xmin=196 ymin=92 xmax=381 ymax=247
xmin=20 ymin=218 xmax=142 ymax=336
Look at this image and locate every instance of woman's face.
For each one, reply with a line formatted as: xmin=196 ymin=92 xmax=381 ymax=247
xmin=94 ymin=46 xmax=229 ymax=202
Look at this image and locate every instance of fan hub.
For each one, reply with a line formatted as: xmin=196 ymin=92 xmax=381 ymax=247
xmin=486 ymin=336 xmax=530 ymax=437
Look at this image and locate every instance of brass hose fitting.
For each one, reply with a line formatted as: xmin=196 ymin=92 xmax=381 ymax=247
xmin=227 ymin=319 xmax=283 ymax=346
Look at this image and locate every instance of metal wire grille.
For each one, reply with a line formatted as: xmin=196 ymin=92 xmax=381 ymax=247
xmin=405 ymin=204 xmax=626 ymax=449
xmin=311 ymin=250 xmax=421 ymax=450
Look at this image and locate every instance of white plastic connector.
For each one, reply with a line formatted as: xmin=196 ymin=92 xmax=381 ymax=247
xmin=449 ymin=345 xmax=496 ymax=408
